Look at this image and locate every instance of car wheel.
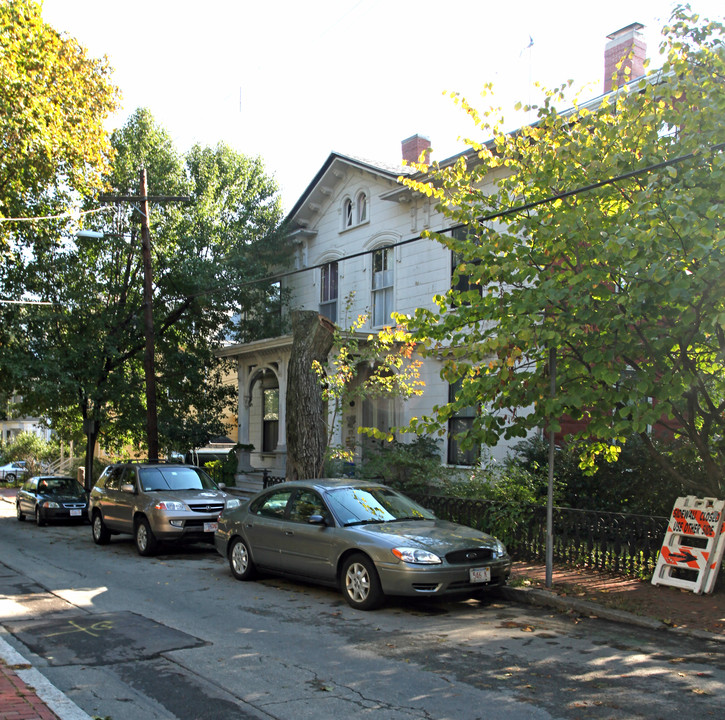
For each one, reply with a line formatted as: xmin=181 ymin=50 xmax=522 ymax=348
xmin=35 ymin=507 xmax=46 ymax=527
xmin=6 ymin=473 xmax=16 ymax=484
xmin=228 ymin=536 xmax=256 ymax=580
xmin=16 ymin=503 xmax=25 ymax=522
xmin=341 ymin=554 xmax=384 ymax=611
xmin=91 ymin=511 xmax=111 ymax=545
xmin=135 ymin=517 xmax=159 ymax=557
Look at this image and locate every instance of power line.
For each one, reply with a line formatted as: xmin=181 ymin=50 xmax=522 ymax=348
xmin=190 ymin=140 xmax=725 ymax=300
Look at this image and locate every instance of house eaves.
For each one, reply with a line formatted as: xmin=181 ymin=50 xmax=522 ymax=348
xmin=285 ymin=152 xmax=413 ymax=231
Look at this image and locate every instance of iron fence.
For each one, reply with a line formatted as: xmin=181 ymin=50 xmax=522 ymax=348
xmin=413 ymin=494 xmax=668 ymax=578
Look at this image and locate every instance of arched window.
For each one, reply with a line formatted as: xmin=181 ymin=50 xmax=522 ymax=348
xmin=343 ymin=198 xmax=353 ymax=228
xmin=356 ymin=191 xmax=368 ymax=223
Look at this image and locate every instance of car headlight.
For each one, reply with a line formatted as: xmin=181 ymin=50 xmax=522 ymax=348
xmin=392 ymin=547 xmax=442 ymax=564
xmin=44 ymin=501 xmax=60 ymax=509
xmin=225 ymin=498 xmax=241 ymax=510
xmin=154 ymin=501 xmax=189 ymax=512
xmin=492 ymin=539 xmax=507 ymax=558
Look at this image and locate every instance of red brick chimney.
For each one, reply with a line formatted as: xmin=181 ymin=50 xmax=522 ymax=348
xmin=604 ymin=23 xmax=646 ymax=93
xmin=401 ymin=134 xmax=431 ymax=166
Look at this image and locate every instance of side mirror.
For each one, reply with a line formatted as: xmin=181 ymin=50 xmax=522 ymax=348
xmin=308 ymin=514 xmax=327 ymax=526
xmin=217 ymin=482 xmax=226 ymax=490
xmin=120 ymin=483 xmax=135 ymax=494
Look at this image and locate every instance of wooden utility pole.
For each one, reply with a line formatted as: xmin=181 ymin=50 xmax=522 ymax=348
xmin=139 ymin=168 xmax=159 ymax=462
xmin=99 ymin=173 xmax=190 ymax=463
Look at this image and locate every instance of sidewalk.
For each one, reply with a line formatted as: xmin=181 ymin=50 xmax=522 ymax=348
xmin=0 ymin=486 xmax=723 ymax=720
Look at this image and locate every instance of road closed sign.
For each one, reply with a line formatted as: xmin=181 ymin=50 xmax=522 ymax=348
xmin=652 ymin=496 xmax=725 ymax=595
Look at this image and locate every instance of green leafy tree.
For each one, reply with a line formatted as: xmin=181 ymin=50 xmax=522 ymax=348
xmin=398 ymin=9 xmax=725 ymax=496
xmin=12 ymin=109 xmax=285 ymax=467
xmin=313 ymin=294 xmax=425 ymax=476
xmin=0 ymin=0 xmax=119 ymax=404
xmin=0 ymin=0 xmax=119 ymax=246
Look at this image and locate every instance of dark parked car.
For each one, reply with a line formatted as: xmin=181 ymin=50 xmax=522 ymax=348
xmin=16 ymin=476 xmax=87 ymax=526
xmin=88 ymin=461 xmax=240 ymax=556
xmin=215 ymin=478 xmax=511 ymax=610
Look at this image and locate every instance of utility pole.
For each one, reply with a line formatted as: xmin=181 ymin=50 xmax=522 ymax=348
xmin=139 ymin=169 xmax=159 ymax=461
xmin=99 ymin=173 xmax=190 ymax=463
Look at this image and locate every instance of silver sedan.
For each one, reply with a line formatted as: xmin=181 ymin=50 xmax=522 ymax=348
xmin=215 ymin=478 xmax=511 ymax=610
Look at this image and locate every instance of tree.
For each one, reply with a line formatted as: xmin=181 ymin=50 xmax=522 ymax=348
xmin=398 ymin=9 xmax=725 ymax=496
xmin=310 ymin=296 xmax=425 ymax=476
xmin=0 ymin=0 xmax=119 ymax=248
xmin=11 ymin=109 xmax=285 ymax=472
xmin=0 ymin=0 xmax=119 ymax=404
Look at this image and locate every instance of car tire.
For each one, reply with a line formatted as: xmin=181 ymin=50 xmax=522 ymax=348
xmin=16 ymin=503 xmax=25 ymax=522
xmin=35 ymin=507 xmax=46 ymax=527
xmin=91 ymin=511 xmax=111 ymax=545
xmin=135 ymin=517 xmax=159 ymax=557
xmin=6 ymin=473 xmax=15 ymax=484
xmin=228 ymin=536 xmax=256 ymax=580
xmin=341 ymin=554 xmax=384 ymax=611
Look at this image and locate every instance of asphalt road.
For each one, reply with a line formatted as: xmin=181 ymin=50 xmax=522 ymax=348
xmin=0 ymin=501 xmax=724 ymax=720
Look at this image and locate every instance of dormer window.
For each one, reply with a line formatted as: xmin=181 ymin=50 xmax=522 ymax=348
xmin=341 ymin=191 xmax=369 ymax=231
xmin=357 ymin=191 xmax=367 ymax=223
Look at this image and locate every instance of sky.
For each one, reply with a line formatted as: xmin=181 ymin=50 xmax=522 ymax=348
xmin=41 ymin=0 xmax=724 ymax=214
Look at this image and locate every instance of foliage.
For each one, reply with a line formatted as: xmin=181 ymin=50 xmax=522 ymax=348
xmin=1 ymin=431 xmax=54 ymax=464
xmin=356 ymin=436 xmax=449 ymax=494
xmin=511 ymin=435 xmax=689 ymax=516
xmin=440 ymin=457 xmax=553 ymax=506
xmin=313 ymin=294 xmax=425 ymax=465
xmin=7 ymin=109 xmax=285 ymax=459
xmin=397 ymin=8 xmax=725 ymax=497
xmin=0 ymin=0 xmax=119 ymax=248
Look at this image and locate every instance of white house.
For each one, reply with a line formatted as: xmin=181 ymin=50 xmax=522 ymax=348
xmin=218 ymin=23 xmax=649 ymax=482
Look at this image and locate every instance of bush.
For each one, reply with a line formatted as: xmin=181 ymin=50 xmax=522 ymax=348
xmin=357 ymin=436 xmax=451 ymax=494
xmin=509 ymin=435 xmax=689 ymax=515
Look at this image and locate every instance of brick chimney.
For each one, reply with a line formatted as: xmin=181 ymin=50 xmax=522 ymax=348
xmin=401 ymin=134 xmax=431 ymax=166
xmin=604 ymin=22 xmax=646 ymax=93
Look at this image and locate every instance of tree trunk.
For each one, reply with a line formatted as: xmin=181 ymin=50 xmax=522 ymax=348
xmin=285 ymin=310 xmax=335 ymax=480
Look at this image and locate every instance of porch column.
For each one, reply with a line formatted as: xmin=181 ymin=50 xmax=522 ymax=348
xmin=237 ymin=359 xmax=251 ymax=445
xmin=276 ymin=358 xmax=288 ymax=451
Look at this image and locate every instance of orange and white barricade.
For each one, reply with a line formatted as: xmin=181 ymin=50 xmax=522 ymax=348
xmin=651 ymin=496 xmax=725 ymax=595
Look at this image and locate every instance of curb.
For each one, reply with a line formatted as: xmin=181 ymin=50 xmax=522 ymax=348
xmin=0 ymin=634 xmax=92 ymax=720
xmin=499 ymin=586 xmax=725 ymax=643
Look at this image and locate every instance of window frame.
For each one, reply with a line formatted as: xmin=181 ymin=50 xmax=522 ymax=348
xmin=371 ymin=246 xmax=394 ymax=327
xmin=319 ymin=261 xmax=339 ymax=323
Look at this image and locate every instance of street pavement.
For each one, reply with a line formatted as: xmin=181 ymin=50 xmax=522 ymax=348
xmin=0 ymin=485 xmax=723 ymax=720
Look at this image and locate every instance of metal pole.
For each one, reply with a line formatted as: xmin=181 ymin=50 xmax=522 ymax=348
xmin=546 ymin=346 xmax=556 ymax=588
xmin=139 ymin=168 xmax=159 ymax=462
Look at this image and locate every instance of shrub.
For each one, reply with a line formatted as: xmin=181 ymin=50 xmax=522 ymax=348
xmin=357 ymin=436 xmax=451 ymax=494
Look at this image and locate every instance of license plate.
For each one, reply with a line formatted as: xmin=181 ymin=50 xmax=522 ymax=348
xmin=469 ymin=567 xmax=491 ymax=583
xmin=204 ymin=522 xmax=218 ymax=533
xmin=70 ymin=509 xmax=82 ymax=517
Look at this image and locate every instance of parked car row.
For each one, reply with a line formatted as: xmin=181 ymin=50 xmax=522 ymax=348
xmin=13 ymin=462 xmax=512 ymax=611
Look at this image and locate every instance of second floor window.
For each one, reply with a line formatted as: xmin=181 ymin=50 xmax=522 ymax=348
xmin=320 ymin=261 xmax=338 ymax=323
xmin=372 ymin=247 xmax=393 ymax=327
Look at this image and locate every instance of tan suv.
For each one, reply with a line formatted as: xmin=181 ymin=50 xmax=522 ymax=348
xmin=88 ymin=462 xmax=240 ymax=556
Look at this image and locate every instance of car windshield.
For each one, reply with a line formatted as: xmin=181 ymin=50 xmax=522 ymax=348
xmin=39 ymin=478 xmax=79 ymax=494
xmin=326 ymin=486 xmax=435 ymax=526
xmin=138 ymin=466 xmax=217 ymax=492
